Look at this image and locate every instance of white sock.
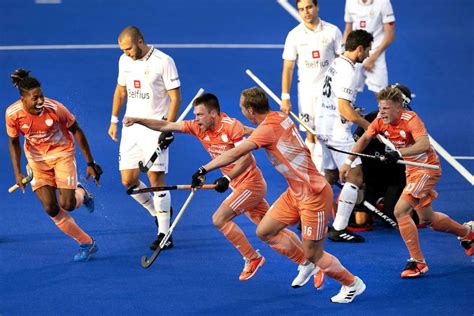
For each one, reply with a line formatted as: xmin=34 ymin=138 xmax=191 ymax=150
xmin=154 ymin=190 xmax=171 ymax=234
xmin=333 ymin=182 xmax=358 ymax=231
xmin=130 ymin=181 xmax=156 ymax=216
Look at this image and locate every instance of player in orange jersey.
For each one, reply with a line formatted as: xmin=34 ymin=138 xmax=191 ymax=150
xmin=5 ymin=69 xmax=102 ymax=262
xmin=191 ymin=87 xmax=365 ymax=303
xmin=341 ymin=85 xmax=473 ymax=278
xmin=124 ymin=93 xmax=316 ymax=284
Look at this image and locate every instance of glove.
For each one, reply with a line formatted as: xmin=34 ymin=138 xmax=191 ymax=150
xmin=192 ymin=166 xmax=207 ymax=188
xmin=87 ymin=162 xmax=103 ymax=181
xmin=381 ymin=150 xmax=402 ymax=165
xmin=158 ymin=132 xmax=174 ymax=150
xmin=214 ymin=175 xmax=231 ymax=193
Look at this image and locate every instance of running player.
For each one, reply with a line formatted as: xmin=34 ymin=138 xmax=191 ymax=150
xmin=124 ymin=93 xmax=317 ymax=285
xmin=281 ymin=0 xmax=343 ymax=171
xmin=108 ymin=26 xmax=182 ymax=250
xmin=343 ymin=0 xmax=395 ymax=93
xmin=6 ymin=69 xmax=102 ymax=262
xmin=192 ymin=87 xmax=365 ymax=303
xmin=340 ymin=86 xmax=473 ymax=278
xmin=315 ymin=29 xmax=373 ymax=242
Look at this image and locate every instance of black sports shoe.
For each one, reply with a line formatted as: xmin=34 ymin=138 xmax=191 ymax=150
xmin=328 ymin=227 xmax=365 ymax=243
xmin=150 ymin=233 xmax=174 ymax=250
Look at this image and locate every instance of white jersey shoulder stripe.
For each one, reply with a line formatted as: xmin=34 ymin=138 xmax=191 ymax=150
xmin=6 ymin=105 xmax=24 ymax=117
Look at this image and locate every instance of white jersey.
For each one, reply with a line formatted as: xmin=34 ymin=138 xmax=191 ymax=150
xmin=344 ymin=0 xmax=395 ymax=50
xmin=117 ymin=46 xmax=181 ymax=119
xmin=282 ymin=20 xmax=344 ymax=91
xmin=316 ymin=55 xmax=358 ymax=143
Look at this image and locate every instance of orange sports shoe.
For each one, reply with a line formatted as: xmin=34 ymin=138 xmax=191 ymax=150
xmin=313 ymin=270 xmax=325 ymax=290
xmin=239 ymin=250 xmax=265 ymax=281
xmin=400 ymin=258 xmax=428 ymax=278
xmin=458 ymin=221 xmax=473 ymax=256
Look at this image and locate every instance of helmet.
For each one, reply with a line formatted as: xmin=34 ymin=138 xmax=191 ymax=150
xmin=391 ymin=83 xmax=412 ymax=108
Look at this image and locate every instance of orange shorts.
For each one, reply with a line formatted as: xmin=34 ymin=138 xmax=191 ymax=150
xmin=223 ymin=179 xmax=269 ymax=222
xmin=400 ymin=170 xmax=440 ymax=211
xmin=28 ymin=155 xmax=78 ymax=191
xmin=267 ymin=184 xmax=333 ymax=241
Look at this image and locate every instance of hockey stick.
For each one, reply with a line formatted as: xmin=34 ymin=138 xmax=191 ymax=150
xmin=141 ymin=189 xmax=197 ymax=268
xmin=8 ymin=165 xmax=34 ymax=193
xmin=245 ymin=69 xmax=317 ymax=135
xmin=326 ymin=145 xmax=440 ymax=170
xmin=127 ymin=184 xmax=216 ymax=195
xmin=138 ymin=88 xmax=205 ymax=172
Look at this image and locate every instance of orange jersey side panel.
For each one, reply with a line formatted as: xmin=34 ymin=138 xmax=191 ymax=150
xmin=5 ymin=98 xmax=76 ymax=161
xmin=247 ymin=112 xmax=327 ymax=199
xmin=182 ymin=113 xmax=264 ymax=188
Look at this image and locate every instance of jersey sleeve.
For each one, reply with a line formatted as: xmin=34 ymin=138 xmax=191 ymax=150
xmin=229 ymin=120 xmax=245 ymax=144
xmin=282 ymin=30 xmax=297 ymax=61
xmin=162 ymin=56 xmax=181 ymax=91
xmin=407 ymin=114 xmax=428 ymax=140
xmin=366 ymin=118 xmax=382 ymax=138
xmin=56 ymin=103 xmax=76 ymax=128
xmin=334 ymin=27 xmax=345 ymax=55
xmin=117 ymin=55 xmax=127 ymax=87
xmin=381 ymin=0 xmax=396 ymax=24
xmin=344 ymin=0 xmax=353 ymax=23
xmin=247 ymin=122 xmax=276 ymax=149
xmin=181 ymin=120 xmax=199 ymax=136
xmin=334 ymin=65 xmax=356 ymax=101
xmin=5 ymin=111 xmax=19 ymax=138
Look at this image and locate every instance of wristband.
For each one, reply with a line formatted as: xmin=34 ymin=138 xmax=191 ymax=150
xmin=281 ymin=93 xmax=290 ymax=100
xmin=111 ymin=115 xmax=119 ymax=123
xmin=87 ymin=161 xmax=96 ymax=167
xmin=344 ymin=158 xmax=353 ymax=166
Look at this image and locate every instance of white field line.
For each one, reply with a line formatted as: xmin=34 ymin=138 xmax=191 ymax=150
xmin=276 ymin=0 xmax=473 ymax=185
xmin=0 ymin=44 xmax=283 ymax=51
xmin=452 ymin=156 xmax=474 ymax=160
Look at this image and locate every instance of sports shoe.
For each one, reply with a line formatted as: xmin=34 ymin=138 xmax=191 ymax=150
xmin=77 ymin=183 xmax=94 ymax=213
xmin=328 ymin=227 xmax=365 ymax=243
xmin=330 ymin=276 xmax=366 ymax=303
xmin=313 ymin=270 xmax=325 ymax=290
xmin=74 ymin=239 xmax=98 ymax=262
xmin=291 ymin=261 xmax=318 ymax=288
xmin=239 ymin=250 xmax=265 ymax=281
xmin=400 ymin=258 xmax=429 ymax=278
xmin=458 ymin=221 xmax=473 ymax=256
xmin=150 ymin=233 xmax=173 ymax=250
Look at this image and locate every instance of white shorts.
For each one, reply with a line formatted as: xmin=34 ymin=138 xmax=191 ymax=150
xmin=318 ymin=137 xmax=362 ymax=171
xmin=354 ymin=52 xmax=388 ymax=93
xmin=297 ymin=84 xmax=321 ymax=131
xmin=119 ymin=124 xmax=169 ymax=172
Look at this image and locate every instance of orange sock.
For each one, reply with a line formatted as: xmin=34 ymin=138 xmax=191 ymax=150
xmin=316 ymin=251 xmax=355 ymax=286
xmin=219 ymin=221 xmax=258 ymax=260
xmin=430 ymin=212 xmax=468 ymax=237
xmin=267 ymin=229 xmax=306 ymax=265
xmin=51 ymin=209 xmax=92 ymax=244
xmin=74 ymin=187 xmax=85 ymax=209
xmin=398 ymin=214 xmax=424 ymax=261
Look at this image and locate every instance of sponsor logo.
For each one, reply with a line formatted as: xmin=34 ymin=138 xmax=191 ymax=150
xmin=312 ymin=50 xmax=320 ymax=59
xmin=171 ymin=77 xmax=179 ymax=82
xmin=21 ymin=123 xmax=29 ymax=129
xmin=343 ymin=88 xmax=354 ymax=95
xmin=45 ymin=119 xmax=53 ymax=126
xmin=360 ymin=20 xmax=366 ymax=28
xmin=134 ymin=80 xmax=141 ymax=88
xmin=127 ymin=89 xmax=150 ymax=99
xmin=304 ymin=59 xmax=329 ymax=69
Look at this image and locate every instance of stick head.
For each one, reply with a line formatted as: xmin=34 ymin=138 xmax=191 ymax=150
xmin=22 ymin=165 xmax=34 ymax=184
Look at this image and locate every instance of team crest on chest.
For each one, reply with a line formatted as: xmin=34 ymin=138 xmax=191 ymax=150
xmin=400 ymin=130 xmax=406 ymax=139
xmin=45 ymin=119 xmax=53 ymax=127
xmin=321 ymin=37 xmax=329 ymax=46
xmin=221 ymin=134 xmax=229 ymax=142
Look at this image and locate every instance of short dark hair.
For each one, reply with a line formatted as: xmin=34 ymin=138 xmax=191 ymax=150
xmin=193 ymin=93 xmax=220 ymax=114
xmin=295 ymin=0 xmax=318 ymax=6
xmin=376 ymin=86 xmax=403 ymax=105
xmin=119 ymin=26 xmax=144 ymax=42
xmin=10 ymin=69 xmax=41 ymax=97
xmin=345 ymin=29 xmax=373 ymax=51
xmin=241 ymin=87 xmax=270 ymax=114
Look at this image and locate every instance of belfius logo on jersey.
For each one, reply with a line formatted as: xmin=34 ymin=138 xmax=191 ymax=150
xmin=128 ymin=79 xmax=150 ymax=99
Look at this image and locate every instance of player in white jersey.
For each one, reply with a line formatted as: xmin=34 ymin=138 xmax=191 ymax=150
xmin=344 ymin=0 xmax=395 ymax=93
xmin=107 ymin=26 xmax=182 ymax=250
xmin=281 ymin=0 xmax=344 ymax=171
xmin=315 ymin=29 xmax=373 ymax=243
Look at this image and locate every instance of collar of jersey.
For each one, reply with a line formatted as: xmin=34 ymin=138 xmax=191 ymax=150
xmin=339 ymin=55 xmax=355 ymax=69
xmin=302 ymin=19 xmax=323 ymax=34
xmin=140 ymin=45 xmax=154 ymax=61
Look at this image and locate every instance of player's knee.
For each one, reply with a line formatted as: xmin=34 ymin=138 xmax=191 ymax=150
xmin=44 ymin=203 xmax=60 ymax=217
xmin=256 ymin=226 xmax=273 ymax=242
xmin=212 ymin=212 xmax=226 ymax=229
xmin=60 ymin=199 xmax=76 ymax=211
xmin=122 ymin=179 xmax=139 ymax=188
xmin=303 ymin=242 xmax=323 ymax=263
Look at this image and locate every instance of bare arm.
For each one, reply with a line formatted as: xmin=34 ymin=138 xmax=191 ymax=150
xmin=108 ymin=84 xmax=127 ymax=141
xmin=399 ymin=135 xmax=430 ymax=157
xmin=342 ymin=22 xmax=353 ymax=43
xmin=243 ymin=125 xmax=255 ymax=135
xmin=225 ymin=152 xmax=253 ymax=180
xmin=203 ymin=140 xmax=258 ymax=173
xmin=123 ymin=117 xmax=184 ymax=133
xmin=363 ymin=23 xmax=395 ymax=71
xmin=281 ymin=59 xmax=295 ymax=113
xmin=8 ymin=136 xmax=25 ymax=188
xmin=69 ymin=121 xmax=100 ymax=185
xmin=339 ymin=132 xmax=373 ymax=182
xmin=166 ymin=87 xmax=182 ymax=122
xmin=338 ymin=98 xmax=370 ymax=130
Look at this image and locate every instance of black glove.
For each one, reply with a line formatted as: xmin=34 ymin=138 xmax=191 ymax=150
xmin=214 ymin=175 xmax=231 ymax=193
xmin=192 ymin=166 xmax=207 ymax=188
xmin=87 ymin=162 xmax=103 ymax=181
xmin=381 ymin=150 xmax=402 ymax=165
xmin=158 ymin=132 xmax=174 ymax=150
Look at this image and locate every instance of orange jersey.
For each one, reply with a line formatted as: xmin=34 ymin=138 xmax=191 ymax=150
xmin=367 ymin=110 xmax=441 ymax=175
xmin=247 ymin=112 xmax=327 ymax=199
xmin=5 ymin=97 xmax=76 ymax=161
xmin=182 ymin=113 xmax=264 ymax=188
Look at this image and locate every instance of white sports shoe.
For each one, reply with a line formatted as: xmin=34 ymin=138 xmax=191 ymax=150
xmin=291 ymin=262 xmax=318 ymax=288
xmin=330 ymin=276 xmax=366 ymax=303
